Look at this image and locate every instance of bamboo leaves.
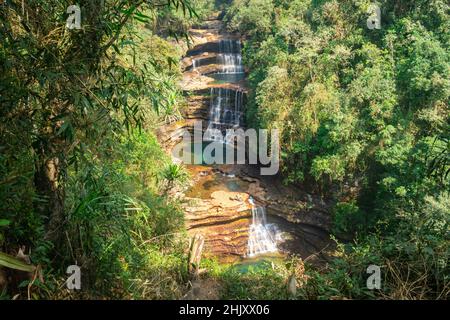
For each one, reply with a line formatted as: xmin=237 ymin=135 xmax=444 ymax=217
xmin=0 ymin=252 xmax=36 ymax=273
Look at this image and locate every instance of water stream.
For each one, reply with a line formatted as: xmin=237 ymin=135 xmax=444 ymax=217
xmin=206 ymin=38 xmax=279 ymax=257
xmin=247 ymin=197 xmax=279 ymax=257
xmin=217 ymin=39 xmax=244 ymax=74
xmin=204 ymin=39 xmax=245 ymax=144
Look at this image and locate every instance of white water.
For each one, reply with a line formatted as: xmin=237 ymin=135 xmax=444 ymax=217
xmin=204 ymin=39 xmax=245 ymax=142
xmin=247 ymin=197 xmax=279 ymax=257
xmin=204 ymin=88 xmax=244 ymax=142
xmin=217 ymin=39 xmax=244 ymax=74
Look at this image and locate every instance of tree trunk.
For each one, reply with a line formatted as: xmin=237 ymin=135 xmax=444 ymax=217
xmin=34 ymin=152 xmax=66 ymax=255
xmin=188 ymin=234 xmax=204 ymax=278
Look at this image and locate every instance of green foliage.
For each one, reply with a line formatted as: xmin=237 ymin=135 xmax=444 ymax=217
xmin=0 ymin=0 xmax=212 ymax=299
xmin=160 ymin=164 xmax=189 ymax=192
xmin=299 ymin=242 xmax=381 ymax=300
xmin=202 ymin=258 xmax=290 ymax=299
xmin=225 ymin=0 xmax=274 ymax=37
xmin=332 ymin=202 xmax=364 ymax=237
xmin=154 ymin=0 xmax=213 ymax=36
xmin=45 ymin=129 xmax=187 ymax=298
xmin=0 ymin=252 xmax=36 ymax=272
xmin=309 ymin=192 xmax=449 ymax=299
xmin=219 ymin=264 xmax=288 ymax=299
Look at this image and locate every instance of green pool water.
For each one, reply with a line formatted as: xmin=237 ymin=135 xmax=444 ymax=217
xmin=231 ymin=253 xmax=285 ymax=274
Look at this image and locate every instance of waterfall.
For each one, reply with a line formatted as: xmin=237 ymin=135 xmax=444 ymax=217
xmin=204 ymin=88 xmax=244 ymax=142
xmin=247 ymin=197 xmax=279 ymax=257
xmin=192 ymin=58 xmax=198 ymax=70
xmin=204 ymin=38 xmax=245 ymax=142
xmin=217 ymin=39 xmax=244 ymax=74
xmin=207 ymin=88 xmax=243 ymax=126
xmin=205 ymin=91 xmax=245 ymax=143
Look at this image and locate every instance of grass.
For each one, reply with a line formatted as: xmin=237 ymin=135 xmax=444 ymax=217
xmin=200 ymin=257 xmax=292 ymax=299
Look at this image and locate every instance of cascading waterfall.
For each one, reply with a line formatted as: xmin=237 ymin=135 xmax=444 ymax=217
xmin=204 ymin=88 xmax=244 ymax=142
xmin=247 ymin=197 xmax=279 ymax=257
xmin=208 ymin=88 xmax=244 ymax=126
xmin=204 ymin=38 xmax=245 ymax=142
xmin=217 ymin=39 xmax=244 ymax=74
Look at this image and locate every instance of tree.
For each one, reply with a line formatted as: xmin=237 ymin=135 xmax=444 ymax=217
xmin=0 ymin=0 xmax=196 ymax=257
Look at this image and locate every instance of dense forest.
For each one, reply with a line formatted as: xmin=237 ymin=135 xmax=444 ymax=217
xmin=224 ymin=0 xmax=449 ymax=299
xmin=0 ymin=0 xmax=448 ymax=300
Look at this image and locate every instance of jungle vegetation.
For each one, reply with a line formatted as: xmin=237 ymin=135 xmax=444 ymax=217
xmin=0 ymin=0 xmax=212 ymax=299
xmin=0 ymin=0 xmax=448 ymax=300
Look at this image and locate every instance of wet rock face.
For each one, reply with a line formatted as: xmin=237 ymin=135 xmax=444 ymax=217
xmin=186 ymin=42 xmax=221 ymax=56
xmin=210 ymin=190 xmax=249 ymax=208
xmin=183 ymin=166 xmax=333 ymax=264
xmin=183 ymin=166 xmax=252 ymax=259
xmin=184 ymin=54 xmax=219 ymax=71
xmin=184 ymin=191 xmax=252 ymax=259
